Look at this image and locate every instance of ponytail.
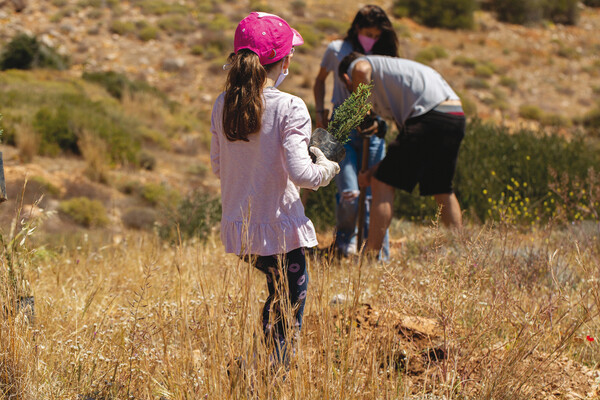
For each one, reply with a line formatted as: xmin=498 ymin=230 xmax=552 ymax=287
xmin=222 ymin=50 xmax=267 ymax=142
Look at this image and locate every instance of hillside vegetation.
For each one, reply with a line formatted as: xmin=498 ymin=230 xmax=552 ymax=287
xmin=1 ymin=0 xmax=600 ymax=398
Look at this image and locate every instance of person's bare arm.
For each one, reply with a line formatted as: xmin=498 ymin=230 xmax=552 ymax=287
xmin=313 ymin=66 xmax=330 ymax=128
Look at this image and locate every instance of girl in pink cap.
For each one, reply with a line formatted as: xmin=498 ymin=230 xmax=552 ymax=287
xmin=211 ymin=12 xmax=339 ymax=364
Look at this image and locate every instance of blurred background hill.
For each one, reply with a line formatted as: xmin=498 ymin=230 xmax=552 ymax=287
xmin=0 ymin=0 xmax=600 ymax=241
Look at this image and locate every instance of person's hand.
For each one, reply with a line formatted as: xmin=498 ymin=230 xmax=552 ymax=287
xmin=315 ymin=109 xmax=329 ymax=129
xmin=357 ymin=118 xmax=378 ymax=137
xmin=357 ymin=112 xmax=378 ymax=137
xmin=358 ymin=169 xmax=371 ymax=188
xmin=310 ymin=147 xmax=340 ymax=188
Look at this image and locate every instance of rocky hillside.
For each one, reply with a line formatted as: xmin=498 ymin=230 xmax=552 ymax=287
xmin=2 ymin=0 xmax=599 ymax=129
xmin=1 ymin=0 xmax=600 ymax=237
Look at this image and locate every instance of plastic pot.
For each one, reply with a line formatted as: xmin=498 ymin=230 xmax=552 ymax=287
xmin=309 ymin=127 xmax=346 ymax=163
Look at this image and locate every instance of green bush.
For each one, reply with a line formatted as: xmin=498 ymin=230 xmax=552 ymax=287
xmin=464 ymin=77 xmax=490 ymax=89
xmin=158 ymin=15 xmax=196 ymax=34
xmin=59 ymin=197 xmax=109 ymax=227
xmin=490 ymin=0 xmax=579 ymax=25
xmin=519 ymin=104 xmax=544 ymax=121
xmin=0 ymin=34 xmax=68 ymax=71
xmin=130 ymin=0 xmax=188 ymax=15
xmin=33 ymin=105 xmax=79 ymax=156
xmin=392 ymin=0 xmax=476 ymax=29
xmin=29 ymin=90 xmax=141 ymax=163
xmin=474 ymin=64 xmax=495 ymax=78
xmin=454 ymin=120 xmax=600 ymax=223
xmin=109 ymin=20 xmax=136 ymax=35
xmin=583 ymin=0 xmax=600 ymax=6
xmin=82 ymin=70 xmax=166 ymax=102
xmin=159 ymin=191 xmax=222 ymax=243
xmin=580 ymin=108 xmax=600 ymax=136
xmin=303 ymin=183 xmax=337 ymax=232
xmin=414 ymin=45 xmax=448 ymax=65
xmin=499 ymin=75 xmax=518 ymax=90
xmin=388 ymin=120 xmax=600 ymax=225
xmin=295 ymin=24 xmax=322 ymax=52
xmin=452 ymin=55 xmax=478 ymax=68
xmin=314 ymin=18 xmax=348 ymax=35
xmin=140 ymin=182 xmax=180 ymax=207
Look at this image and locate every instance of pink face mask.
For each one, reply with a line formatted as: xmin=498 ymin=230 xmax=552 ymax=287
xmin=358 ymin=34 xmax=378 ymax=53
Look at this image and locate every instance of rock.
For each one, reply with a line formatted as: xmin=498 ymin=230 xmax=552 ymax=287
xmin=161 ymin=57 xmax=185 ymax=72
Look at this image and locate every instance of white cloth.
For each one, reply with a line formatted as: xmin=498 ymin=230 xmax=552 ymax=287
xmin=211 ymin=87 xmax=324 ymax=256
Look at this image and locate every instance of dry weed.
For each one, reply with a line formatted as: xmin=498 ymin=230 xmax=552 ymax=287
xmin=0 ymin=217 xmax=599 ymax=399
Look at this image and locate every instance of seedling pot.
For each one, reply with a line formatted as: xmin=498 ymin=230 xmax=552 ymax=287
xmin=309 ymin=128 xmax=346 ymax=164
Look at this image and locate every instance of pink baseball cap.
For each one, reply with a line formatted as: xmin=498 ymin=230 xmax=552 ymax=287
xmin=234 ymin=12 xmax=304 ymax=66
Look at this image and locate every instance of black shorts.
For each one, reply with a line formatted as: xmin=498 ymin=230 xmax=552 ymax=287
xmin=374 ymin=110 xmax=465 ymax=196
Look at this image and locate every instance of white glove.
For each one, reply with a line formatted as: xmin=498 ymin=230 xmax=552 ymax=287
xmin=310 ymin=147 xmax=340 ymax=188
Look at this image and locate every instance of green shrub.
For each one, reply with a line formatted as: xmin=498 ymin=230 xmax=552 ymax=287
xmin=580 ymin=108 xmax=600 ymax=136
xmin=137 ymin=24 xmax=160 ymax=41
xmin=314 ymin=18 xmax=347 ymax=35
xmin=295 ymin=24 xmax=321 ymax=51
xmin=583 ymin=0 xmax=600 ymax=6
xmin=519 ymin=104 xmax=544 ymax=121
xmin=33 ymin=105 xmax=79 ymax=156
xmin=452 ymin=55 xmax=478 ymax=68
xmin=59 ymin=197 xmax=109 ymax=227
xmin=392 ymin=0 xmax=476 ymax=29
xmin=491 ymin=0 xmax=579 ymax=25
xmin=464 ymin=77 xmax=490 ymax=89
xmin=82 ymin=70 xmax=166 ymax=102
xmin=499 ymin=75 xmax=518 ymax=90
xmin=158 ymin=15 xmax=196 ymax=34
xmin=140 ymin=182 xmax=180 ymax=207
xmin=414 ymin=45 xmax=448 ymax=65
xmin=474 ymin=64 xmax=495 ymax=78
xmin=291 ymin=0 xmax=306 ymax=16
xmin=30 ymin=90 xmax=141 ymax=163
xmin=158 ymin=191 xmax=221 ymax=243
xmin=454 ymin=120 xmax=600 ymax=224
xmin=540 ymin=113 xmax=571 ymax=128
xmin=0 ymin=34 xmax=68 ymax=71
xmin=130 ymin=0 xmax=188 ymax=15
xmin=545 ymin=0 xmax=579 ymax=25
xmin=109 ymin=20 xmax=136 ymax=35
xmin=121 ymin=207 xmax=157 ymax=230
xmin=303 ymin=183 xmax=336 ymax=231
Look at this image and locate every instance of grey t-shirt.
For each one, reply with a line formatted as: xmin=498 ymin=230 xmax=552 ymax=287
xmin=349 ymin=55 xmax=459 ymax=125
xmin=320 ymin=39 xmax=355 ymax=108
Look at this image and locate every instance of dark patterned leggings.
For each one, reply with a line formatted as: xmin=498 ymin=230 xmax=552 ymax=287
xmin=252 ymin=247 xmax=308 ymax=361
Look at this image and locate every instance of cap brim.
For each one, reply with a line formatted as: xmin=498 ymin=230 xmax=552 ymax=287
xmin=291 ymin=28 xmax=304 ymax=46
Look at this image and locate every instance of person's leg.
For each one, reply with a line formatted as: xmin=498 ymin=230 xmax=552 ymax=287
xmin=366 ymin=177 xmax=395 ymax=254
xmin=364 ymin=135 xmax=390 ymax=259
xmin=434 ymin=193 xmax=463 ymax=230
xmin=334 ymin=134 xmax=360 ymax=256
xmin=253 ymin=248 xmax=308 ymax=364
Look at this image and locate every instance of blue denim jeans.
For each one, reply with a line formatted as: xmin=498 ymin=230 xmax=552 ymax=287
xmin=334 ymin=129 xmax=390 ymax=260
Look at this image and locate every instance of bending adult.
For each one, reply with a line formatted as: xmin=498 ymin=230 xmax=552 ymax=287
xmin=313 ymin=5 xmax=399 ymax=258
xmin=338 ymin=52 xmax=465 ymax=254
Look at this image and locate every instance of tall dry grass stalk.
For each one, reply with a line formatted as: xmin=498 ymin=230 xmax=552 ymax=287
xmin=15 ymin=123 xmax=39 ymax=163
xmin=78 ymin=129 xmax=109 ymax=183
xmin=1 ymin=216 xmax=599 ymax=399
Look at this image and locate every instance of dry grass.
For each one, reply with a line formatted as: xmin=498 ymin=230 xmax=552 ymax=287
xmin=1 ymin=213 xmax=599 ymax=399
xmin=14 ymin=123 xmax=39 ymax=164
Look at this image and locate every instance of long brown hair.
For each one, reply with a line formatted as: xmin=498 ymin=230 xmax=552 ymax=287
xmin=222 ymin=49 xmax=268 ymax=142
